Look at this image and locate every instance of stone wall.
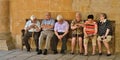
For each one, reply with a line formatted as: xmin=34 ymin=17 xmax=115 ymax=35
xmin=9 ymin=0 xmax=120 ymax=52
xmin=0 ymin=0 xmax=15 ymax=50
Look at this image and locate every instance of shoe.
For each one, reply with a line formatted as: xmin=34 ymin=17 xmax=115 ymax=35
xmin=92 ymin=52 xmax=96 ymax=56
xmin=107 ymin=54 xmax=111 ymax=56
xmin=80 ymin=53 xmax=83 ymax=55
xmin=60 ymin=50 xmax=65 ymax=54
xmin=36 ymin=48 xmax=39 ymax=52
xmin=37 ymin=49 xmax=42 ymax=55
xmin=70 ymin=52 xmax=74 ymax=55
xmin=99 ymin=53 xmax=102 ymax=55
xmin=53 ymin=50 xmax=58 ymax=54
xmin=43 ymin=49 xmax=47 ymax=55
xmin=84 ymin=53 xmax=88 ymax=56
xmin=92 ymin=53 xmax=96 ymax=56
xmin=27 ymin=49 xmax=30 ymax=52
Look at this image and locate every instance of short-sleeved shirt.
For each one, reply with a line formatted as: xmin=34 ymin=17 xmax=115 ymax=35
xmin=24 ymin=20 xmax=40 ymax=32
xmin=84 ymin=21 xmax=97 ymax=35
xmin=97 ymin=19 xmax=112 ymax=36
xmin=54 ymin=20 xmax=69 ymax=32
xmin=41 ymin=18 xmax=55 ymax=30
xmin=71 ymin=19 xmax=84 ymax=34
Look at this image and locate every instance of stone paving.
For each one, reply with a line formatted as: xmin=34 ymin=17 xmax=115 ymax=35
xmin=0 ymin=49 xmax=120 ymax=60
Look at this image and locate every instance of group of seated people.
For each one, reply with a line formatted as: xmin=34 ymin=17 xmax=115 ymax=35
xmin=23 ymin=12 xmax=112 ymax=56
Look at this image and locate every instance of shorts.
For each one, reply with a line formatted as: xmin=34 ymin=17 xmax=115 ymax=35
xmin=97 ymin=35 xmax=112 ymax=42
xmin=84 ymin=35 xmax=97 ymax=46
xmin=72 ymin=34 xmax=83 ymax=37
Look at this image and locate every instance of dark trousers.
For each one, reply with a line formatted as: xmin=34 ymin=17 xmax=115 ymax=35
xmin=23 ymin=32 xmax=40 ymax=50
xmin=51 ymin=32 xmax=67 ymax=51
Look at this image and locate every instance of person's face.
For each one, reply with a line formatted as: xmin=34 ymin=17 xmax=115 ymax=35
xmin=31 ymin=18 xmax=36 ymax=21
xmin=88 ymin=18 xmax=92 ymax=21
xmin=76 ymin=14 xmax=81 ymax=21
xmin=45 ymin=13 xmax=51 ymax=20
xmin=100 ymin=14 xmax=105 ymax=20
xmin=58 ymin=19 xmax=63 ymax=24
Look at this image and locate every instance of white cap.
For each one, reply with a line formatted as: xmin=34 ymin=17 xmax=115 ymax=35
xmin=30 ymin=15 xmax=36 ymax=20
xmin=56 ymin=15 xmax=63 ymax=21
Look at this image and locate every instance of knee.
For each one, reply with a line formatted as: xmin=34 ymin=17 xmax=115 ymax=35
xmin=92 ymin=43 xmax=96 ymax=46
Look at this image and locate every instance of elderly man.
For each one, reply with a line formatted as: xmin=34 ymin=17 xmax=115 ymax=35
xmin=37 ymin=12 xmax=55 ymax=55
xmin=23 ymin=15 xmax=41 ymax=52
xmin=51 ymin=15 xmax=69 ymax=54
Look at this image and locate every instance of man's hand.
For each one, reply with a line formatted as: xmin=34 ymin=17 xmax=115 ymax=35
xmin=41 ymin=24 xmax=52 ymax=29
xmin=57 ymin=35 xmax=64 ymax=41
xmin=57 ymin=35 xmax=61 ymax=40
xmin=30 ymin=23 xmax=36 ymax=28
xmin=101 ymin=36 xmax=107 ymax=40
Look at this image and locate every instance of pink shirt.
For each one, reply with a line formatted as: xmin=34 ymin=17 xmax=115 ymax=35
xmin=54 ymin=20 xmax=69 ymax=32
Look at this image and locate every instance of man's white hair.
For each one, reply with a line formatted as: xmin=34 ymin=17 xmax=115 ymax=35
xmin=56 ymin=15 xmax=63 ymax=21
xmin=30 ymin=15 xmax=36 ymax=20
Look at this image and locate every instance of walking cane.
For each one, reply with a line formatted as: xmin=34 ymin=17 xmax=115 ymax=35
xmin=30 ymin=30 xmax=34 ymax=50
xmin=30 ymin=27 xmax=36 ymax=50
xmin=76 ymin=28 xmax=79 ymax=53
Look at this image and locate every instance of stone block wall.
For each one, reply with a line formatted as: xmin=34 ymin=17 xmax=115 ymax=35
xmin=9 ymin=0 xmax=120 ymax=52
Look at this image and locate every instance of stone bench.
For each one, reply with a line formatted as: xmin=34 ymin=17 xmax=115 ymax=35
xmin=21 ymin=19 xmax=115 ymax=53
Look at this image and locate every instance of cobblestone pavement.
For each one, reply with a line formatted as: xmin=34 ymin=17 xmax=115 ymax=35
xmin=0 ymin=49 xmax=120 ymax=60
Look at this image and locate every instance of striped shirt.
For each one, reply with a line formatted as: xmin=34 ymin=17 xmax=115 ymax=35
xmin=84 ymin=21 xmax=97 ymax=35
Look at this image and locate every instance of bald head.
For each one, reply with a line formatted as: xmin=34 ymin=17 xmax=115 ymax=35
xmin=30 ymin=15 xmax=36 ymax=21
xmin=45 ymin=12 xmax=51 ymax=20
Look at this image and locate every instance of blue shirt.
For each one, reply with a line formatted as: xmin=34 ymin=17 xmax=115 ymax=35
xmin=41 ymin=18 xmax=55 ymax=30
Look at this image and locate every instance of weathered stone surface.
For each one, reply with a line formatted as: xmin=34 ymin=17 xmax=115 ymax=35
xmin=88 ymin=55 xmax=99 ymax=60
xmin=1 ymin=0 xmax=120 ymax=52
xmin=58 ymin=54 xmax=75 ymax=60
xmin=0 ymin=49 xmax=119 ymax=60
xmin=0 ymin=0 xmax=9 ymax=33
xmin=72 ymin=55 xmax=88 ymax=60
xmin=99 ymin=55 xmax=116 ymax=60
xmin=0 ymin=0 xmax=15 ymax=50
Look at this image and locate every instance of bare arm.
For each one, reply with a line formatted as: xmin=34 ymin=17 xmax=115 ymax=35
xmin=71 ymin=25 xmax=77 ymax=30
xmin=83 ymin=27 xmax=87 ymax=37
xmin=94 ymin=24 xmax=98 ymax=35
xmin=105 ymin=28 xmax=110 ymax=37
xmin=41 ymin=24 xmax=54 ymax=29
xmin=62 ymin=30 xmax=68 ymax=37
xmin=54 ymin=31 xmax=59 ymax=37
xmin=35 ymin=25 xmax=41 ymax=32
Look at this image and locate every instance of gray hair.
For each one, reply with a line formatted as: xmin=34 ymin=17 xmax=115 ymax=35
xmin=30 ymin=15 xmax=36 ymax=20
xmin=76 ymin=12 xmax=81 ymax=17
xmin=56 ymin=15 xmax=63 ymax=21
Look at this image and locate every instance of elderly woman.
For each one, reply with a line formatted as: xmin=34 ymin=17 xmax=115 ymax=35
xmin=70 ymin=12 xmax=84 ymax=55
xmin=51 ymin=15 xmax=69 ymax=54
xmin=97 ymin=13 xmax=112 ymax=56
xmin=23 ymin=15 xmax=41 ymax=52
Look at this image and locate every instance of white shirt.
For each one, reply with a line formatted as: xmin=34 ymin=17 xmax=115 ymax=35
xmin=100 ymin=19 xmax=107 ymax=23
xmin=24 ymin=20 xmax=40 ymax=32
